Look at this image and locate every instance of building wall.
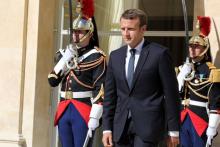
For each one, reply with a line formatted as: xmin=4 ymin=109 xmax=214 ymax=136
xmin=0 ymin=0 xmax=56 ymax=146
xmin=0 ymin=0 xmax=28 ymax=146
xmin=205 ymin=1 xmax=220 ymax=68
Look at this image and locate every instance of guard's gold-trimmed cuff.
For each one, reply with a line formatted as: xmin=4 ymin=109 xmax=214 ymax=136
xmin=48 ymin=73 xmax=58 ymax=79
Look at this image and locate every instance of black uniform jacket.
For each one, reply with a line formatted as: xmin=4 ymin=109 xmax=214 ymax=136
xmin=48 ymin=47 xmax=106 ymax=105
xmin=181 ymin=60 xmax=220 ymax=122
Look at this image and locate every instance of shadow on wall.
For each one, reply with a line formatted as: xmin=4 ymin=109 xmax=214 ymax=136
xmin=212 ymin=18 xmax=220 ymax=67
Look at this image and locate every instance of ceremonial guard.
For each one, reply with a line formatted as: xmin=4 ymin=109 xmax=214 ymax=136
xmin=48 ymin=0 xmax=106 ymax=147
xmin=177 ymin=16 xmax=220 ymax=147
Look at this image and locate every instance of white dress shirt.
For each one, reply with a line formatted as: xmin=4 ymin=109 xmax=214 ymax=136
xmin=125 ymin=38 xmax=144 ymax=78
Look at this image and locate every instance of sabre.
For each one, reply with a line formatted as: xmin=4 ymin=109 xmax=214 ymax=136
xmin=68 ymin=0 xmax=73 ymax=44
xmin=65 ymin=0 xmax=79 ymax=70
xmin=181 ymin=0 xmax=195 ymax=81
xmin=83 ymin=131 xmax=91 ymax=147
xmin=181 ymin=0 xmax=189 ymax=62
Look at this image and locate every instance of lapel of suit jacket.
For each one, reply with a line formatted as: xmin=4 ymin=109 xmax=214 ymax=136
xmin=129 ymin=40 xmax=150 ymax=93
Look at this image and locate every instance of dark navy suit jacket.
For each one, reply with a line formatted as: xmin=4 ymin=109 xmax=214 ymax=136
xmin=103 ymin=40 xmax=180 ymax=143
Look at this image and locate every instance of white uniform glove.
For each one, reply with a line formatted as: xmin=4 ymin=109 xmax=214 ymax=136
xmin=206 ymin=113 xmax=220 ymax=146
xmin=88 ymin=118 xmax=99 ymax=137
xmin=88 ymin=104 xmax=103 ymax=137
xmin=206 ymin=127 xmax=216 ymax=146
xmin=177 ymin=63 xmax=193 ymax=91
xmin=54 ymin=47 xmax=74 ymax=74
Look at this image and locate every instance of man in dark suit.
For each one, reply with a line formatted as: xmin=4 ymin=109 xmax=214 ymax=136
xmin=102 ymin=9 xmax=180 ymax=147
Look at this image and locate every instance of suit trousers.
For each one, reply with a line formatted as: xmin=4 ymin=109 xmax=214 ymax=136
xmin=114 ymin=118 xmax=158 ymax=147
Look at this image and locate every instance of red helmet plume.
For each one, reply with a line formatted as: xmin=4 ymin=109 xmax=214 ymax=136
xmin=197 ymin=16 xmax=211 ymax=37
xmin=81 ymin=0 xmax=94 ymax=19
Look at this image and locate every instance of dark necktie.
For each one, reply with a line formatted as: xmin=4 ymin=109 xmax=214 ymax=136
xmin=127 ymin=49 xmax=136 ymax=88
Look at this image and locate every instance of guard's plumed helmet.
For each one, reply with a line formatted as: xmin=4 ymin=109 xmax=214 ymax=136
xmin=189 ymin=16 xmax=211 ymax=57
xmin=72 ymin=0 xmax=94 ymax=43
xmin=73 ymin=16 xmax=94 ymax=33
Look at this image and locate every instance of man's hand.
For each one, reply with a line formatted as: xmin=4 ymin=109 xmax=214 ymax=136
xmin=63 ymin=47 xmax=74 ymax=62
xmin=206 ymin=113 xmax=220 ymax=146
xmin=177 ymin=63 xmax=193 ymax=91
xmin=53 ymin=47 xmax=74 ymax=74
xmin=206 ymin=126 xmax=217 ymax=146
xmin=88 ymin=118 xmax=99 ymax=137
xmin=166 ymin=136 xmax=179 ymax=147
xmin=102 ymin=132 xmax=113 ymax=147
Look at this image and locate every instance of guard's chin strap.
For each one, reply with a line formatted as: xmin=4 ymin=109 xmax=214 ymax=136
xmin=192 ymin=55 xmax=205 ymax=63
xmin=79 ymin=31 xmax=92 ymax=43
xmin=74 ymin=32 xmax=92 ymax=47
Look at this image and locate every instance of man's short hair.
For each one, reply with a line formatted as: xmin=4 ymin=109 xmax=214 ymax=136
xmin=120 ymin=9 xmax=147 ymax=27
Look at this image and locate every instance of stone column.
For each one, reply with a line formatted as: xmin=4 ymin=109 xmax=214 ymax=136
xmin=0 ymin=0 xmax=56 ymax=146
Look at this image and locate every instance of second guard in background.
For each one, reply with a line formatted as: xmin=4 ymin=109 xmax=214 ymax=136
xmin=48 ymin=0 xmax=106 ymax=147
xmin=177 ymin=16 xmax=220 ymax=147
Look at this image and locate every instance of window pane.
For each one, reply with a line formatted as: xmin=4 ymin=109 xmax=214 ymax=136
xmin=95 ymin=0 xmax=194 ymax=32
xmin=139 ymin=0 xmax=194 ymax=31
xmin=147 ymin=36 xmax=187 ymax=66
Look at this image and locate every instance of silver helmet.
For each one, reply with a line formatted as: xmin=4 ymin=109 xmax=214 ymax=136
xmin=188 ymin=16 xmax=211 ymax=58
xmin=72 ymin=15 xmax=94 ymax=43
